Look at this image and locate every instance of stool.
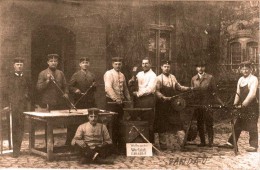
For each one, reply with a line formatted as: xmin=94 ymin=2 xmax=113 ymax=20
xmin=0 ymin=109 xmax=12 ymax=154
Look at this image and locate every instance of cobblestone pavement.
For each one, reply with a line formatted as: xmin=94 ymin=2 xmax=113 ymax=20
xmin=1 ymin=121 xmax=260 ymax=169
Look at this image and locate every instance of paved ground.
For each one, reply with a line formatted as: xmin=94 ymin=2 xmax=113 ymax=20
xmin=1 ymin=120 xmax=260 ymax=169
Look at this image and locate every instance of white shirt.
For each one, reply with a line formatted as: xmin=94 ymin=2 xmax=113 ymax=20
xmin=136 ymin=69 xmax=157 ymax=97
xmin=104 ymin=69 xmax=131 ymax=101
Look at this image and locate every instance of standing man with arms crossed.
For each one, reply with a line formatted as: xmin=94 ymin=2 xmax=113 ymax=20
xmin=224 ymin=61 xmax=259 ymax=152
xmin=155 ymin=60 xmax=192 ymax=150
xmin=67 ymin=57 xmax=97 ymax=145
xmin=4 ymin=57 xmax=30 ymax=157
xmin=191 ymin=60 xmax=224 ymax=147
xmin=129 ymin=57 xmax=157 ymax=143
xmin=104 ymin=57 xmax=131 ymax=150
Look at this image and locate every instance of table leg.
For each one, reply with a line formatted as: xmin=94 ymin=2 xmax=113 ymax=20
xmin=28 ymin=117 xmax=35 ymax=153
xmin=46 ymin=122 xmax=54 ymax=161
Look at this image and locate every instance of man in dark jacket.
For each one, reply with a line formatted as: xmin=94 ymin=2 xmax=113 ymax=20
xmin=66 ymin=57 xmax=97 ymax=145
xmin=4 ymin=57 xmax=30 ymax=157
xmin=36 ymin=54 xmax=69 ymax=110
xmin=191 ymin=60 xmax=224 ymax=147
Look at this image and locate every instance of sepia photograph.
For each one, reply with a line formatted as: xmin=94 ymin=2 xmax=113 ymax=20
xmin=0 ymin=0 xmax=259 ymax=169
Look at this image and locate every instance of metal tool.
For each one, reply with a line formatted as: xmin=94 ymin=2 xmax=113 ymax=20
xmin=49 ymin=75 xmax=77 ymax=111
xmin=171 ymin=97 xmax=187 ymax=111
xmin=74 ymin=82 xmax=95 ymax=107
xmin=170 ymin=90 xmax=193 ymax=99
xmin=107 ymin=101 xmax=132 ymax=104
xmin=129 ymin=124 xmax=162 ymax=154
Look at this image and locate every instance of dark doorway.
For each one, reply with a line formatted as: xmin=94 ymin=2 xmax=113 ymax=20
xmin=31 ymin=25 xmax=76 ymax=104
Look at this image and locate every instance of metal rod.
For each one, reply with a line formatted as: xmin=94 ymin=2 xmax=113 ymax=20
xmin=131 ymin=125 xmax=161 ymax=154
xmin=50 ymin=78 xmax=77 ymax=111
xmin=9 ymin=103 xmax=13 ymax=150
xmin=0 ymin=108 xmax=3 ymax=154
xmin=107 ymin=101 xmax=132 ymax=104
xmin=74 ymin=83 xmax=95 ymax=106
xmin=170 ymin=91 xmax=193 ymax=99
xmin=231 ymin=118 xmax=238 ymax=155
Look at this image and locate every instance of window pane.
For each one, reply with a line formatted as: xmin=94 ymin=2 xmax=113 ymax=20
xmin=230 ymin=42 xmax=241 ymax=69
xmin=247 ymin=42 xmax=258 ymax=63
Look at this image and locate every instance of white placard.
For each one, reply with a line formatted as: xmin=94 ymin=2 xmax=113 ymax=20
xmin=126 ymin=143 xmax=153 ymax=157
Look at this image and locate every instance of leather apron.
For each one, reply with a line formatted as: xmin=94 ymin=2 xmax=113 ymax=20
xmin=155 ymin=74 xmax=183 ymax=133
xmin=237 ymin=84 xmax=259 ymax=130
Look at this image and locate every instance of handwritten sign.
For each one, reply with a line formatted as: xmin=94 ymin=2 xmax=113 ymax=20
xmin=126 ymin=143 xmax=152 ymax=157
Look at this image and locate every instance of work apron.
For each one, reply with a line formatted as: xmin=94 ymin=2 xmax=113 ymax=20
xmin=235 ymin=84 xmax=259 ymax=131
xmin=155 ymin=75 xmax=183 ymax=133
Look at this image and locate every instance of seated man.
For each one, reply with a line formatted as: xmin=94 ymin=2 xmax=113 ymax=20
xmin=71 ymin=109 xmax=114 ymax=164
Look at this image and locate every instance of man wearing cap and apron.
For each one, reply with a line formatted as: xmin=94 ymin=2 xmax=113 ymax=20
xmin=71 ymin=109 xmax=114 ymax=164
xmin=3 ymin=57 xmax=30 ymax=157
xmin=191 ymin=60 xmax=224 ymax=147
xmin=155 ymin=60 xmax=192 ymax=150
xmin=66 ymin=57 xmax=97 ymax=145
xmin=225 ymin=61 xmax=259 ymax=152
xmin=36 ymin=54 xmax=69 ymax=110
xmin=104 ymin=57 xmax=131 ymax=150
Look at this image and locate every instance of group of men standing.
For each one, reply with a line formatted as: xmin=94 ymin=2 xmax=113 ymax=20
xmin=3 ymin=53 xmax=259 ymax=163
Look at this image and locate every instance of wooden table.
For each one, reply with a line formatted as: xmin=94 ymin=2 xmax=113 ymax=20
xmin=24 ymin=109 xmax=117 ymax=161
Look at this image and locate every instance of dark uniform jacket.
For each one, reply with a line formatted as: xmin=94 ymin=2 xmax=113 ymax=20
xmin=69 ymin=70 xmax=96 ymax=108
xmin=36 ymin=68 xmax=68 ymax=108
xmin=191 ymin=73 xmax=217 ymax=105
xmin=6 ymin=72 xmax=30 ymax=111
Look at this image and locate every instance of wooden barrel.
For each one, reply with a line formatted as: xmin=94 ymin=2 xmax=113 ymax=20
xmin=118 ymin=121 xmax=149 ymax=152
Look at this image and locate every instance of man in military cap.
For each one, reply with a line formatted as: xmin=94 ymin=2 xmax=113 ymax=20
xmin=104 ymin=57 xmax=131 ymax=149
xmin=224 ymin=61 xmax=259 ymax=152
xmin=3 ymin=57 xmax=31 ymax=157
xmin=66 ymin=57 xmax=97 ymax=145
xmin=129 ymin=57 xmax=157 ymax=142
xmin=71 ymin=109 xmax=114 ymax=164
xmin=191 ymin=60 xmax=224 ymax=147
xmin=155 ymin=60 xmax=192 ymax=150
xmin=36 ymin=54 xmax=69 ymax=110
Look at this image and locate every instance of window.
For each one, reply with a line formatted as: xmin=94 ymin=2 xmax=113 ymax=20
xmin=230 ymin=42 xmax=241 ymax=69
xmin=229 ymin=39 xmax=258 ymax=70
xmin=147 ymin=5 xmax=174 ymax=74
xmin=246 ymin=42 xmax=258 ymax=63
xmin=148 ymin=29 xmax=172 ymax=74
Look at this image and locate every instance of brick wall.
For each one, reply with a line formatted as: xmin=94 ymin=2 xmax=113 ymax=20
xmin=0 ymin=0 xmax=107 ymax=109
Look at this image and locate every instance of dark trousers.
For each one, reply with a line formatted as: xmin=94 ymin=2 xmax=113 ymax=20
xmin=195 ymin=108 xmax=214 ymax=144
xmin=106 ymin=97 xmax=124 ymax=147
xmin=75 ymin=143 xmax=114 ymax=160
xmin=228 ymin=117 xmax=258 ymax=148
xmin=134 ymin=94 xmax=155 ymax=143
xmin=12 ymin=111 xmax=25 ymax=156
